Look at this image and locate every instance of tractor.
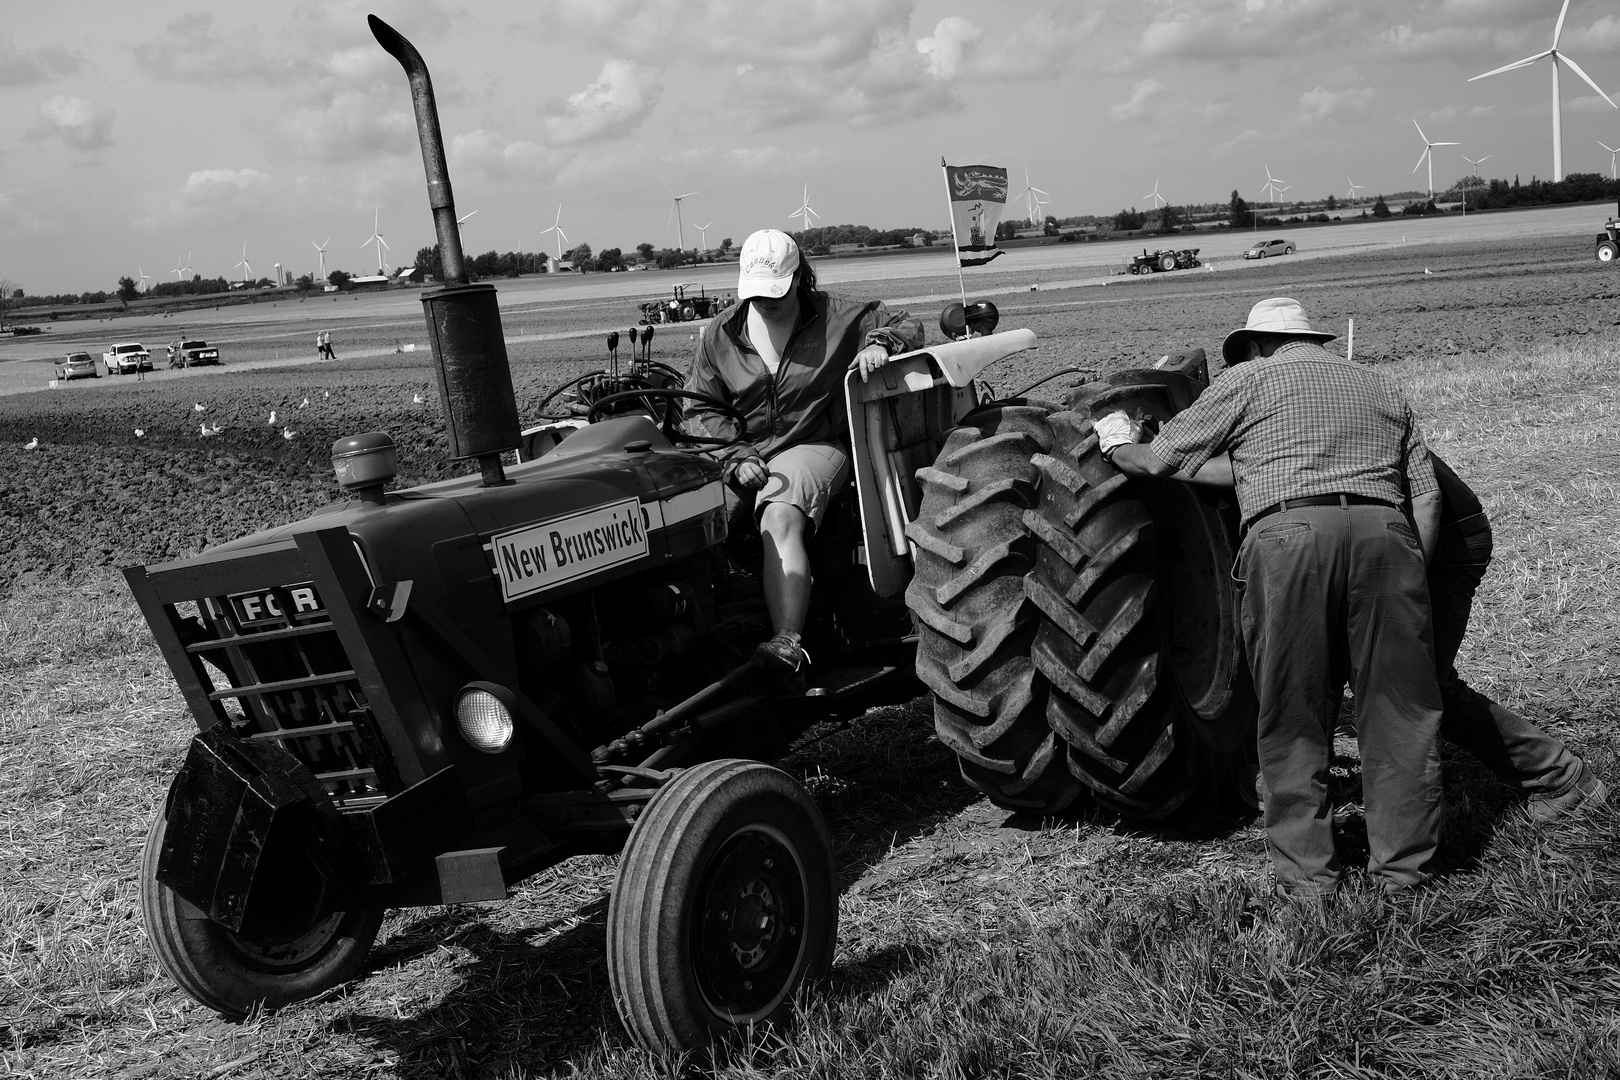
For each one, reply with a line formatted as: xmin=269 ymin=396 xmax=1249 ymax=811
xmin=1125 ymin=248 xmax=1202 ymax=275
xmin=638 ymin=283 xmax=729 ymax=324
xmin=1595 ymin=213 xmax=1620 ymax=264
xmin=123 ymin=16 xmax=1254 ymax=1056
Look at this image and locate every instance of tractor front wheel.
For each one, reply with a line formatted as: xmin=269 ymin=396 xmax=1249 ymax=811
xmin=606 ymin=760 xmax=837 ymax=1054
xmin=139 ymin=809 xmax=383 ymax=1018
xmin=1598 ymin=239 xmax=1618 ymax=263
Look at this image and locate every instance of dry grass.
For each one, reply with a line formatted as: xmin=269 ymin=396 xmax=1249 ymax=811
xmin=2 ymin=338 xmax=1618 ymax=1078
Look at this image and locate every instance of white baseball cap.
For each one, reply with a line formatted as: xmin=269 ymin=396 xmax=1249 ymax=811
xmin=737 ymin=229 xmax=800 ymax=300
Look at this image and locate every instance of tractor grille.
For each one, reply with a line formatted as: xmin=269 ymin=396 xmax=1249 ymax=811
xmin=184 ymin=582 xmax=399 ymax=807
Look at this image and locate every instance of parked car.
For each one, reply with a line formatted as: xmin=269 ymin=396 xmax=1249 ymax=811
xmin=1244 ymin=238 xmax=1296 ymax=259
xmin=103 ymin=342 xmax=153 ymax=375
xmin=166 ymin=339 xmax=221 ymax=368
xmin=55 ymin=352 xmax=99 ymax=381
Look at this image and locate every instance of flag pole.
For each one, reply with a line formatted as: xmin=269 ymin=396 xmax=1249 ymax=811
xmin=941 ymin=157 xmax=967 ymax=311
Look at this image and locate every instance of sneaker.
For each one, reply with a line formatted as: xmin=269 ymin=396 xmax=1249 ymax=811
xmin=1527 ymin=763 xmax=1609 ymax=825
xmin=754 ymin=629 xmax=809 ymax=673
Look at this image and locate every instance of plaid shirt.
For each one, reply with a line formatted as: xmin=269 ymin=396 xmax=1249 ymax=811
xmin=1150 ymin=340 xmax=1438 ymax=528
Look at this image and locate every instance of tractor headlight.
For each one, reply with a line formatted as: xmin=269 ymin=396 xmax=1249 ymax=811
xmin=455 ymin=682 xmax=515 ymax=753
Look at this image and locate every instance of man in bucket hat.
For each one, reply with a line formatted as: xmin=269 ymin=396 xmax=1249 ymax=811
xmin=1101 ymin=297 xmax=1445 ymax=897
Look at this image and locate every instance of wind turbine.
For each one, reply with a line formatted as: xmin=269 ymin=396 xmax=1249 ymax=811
xmin=170 ymin=256 xmax=185 ymax=283
xmin=1015 ymin=165 xmax=1050 ymax=225
xmin=540 ymin=205 xmax=568 ymax=261
xmin=234 ymin=244 xmax=252 ymax=284
xmin=363 ymin=209 xmax=390 ymax=275
xmin=456 ymin=210 xmax=477 ymax=243
xmin=138 ymin=266 xmax=152 ymax=293
xmin=665 ymin=183 xmax=700 ymax=249
xmin=1461 ymin=155 xmax=1490 ymax=215
xmin=1346 ymin=177 xmax=1365 ymax=202
xmin=1469 ymin=0 xmax=1616 ymax=182
xmin=180 ymin=251 xmax=193 ymax=278
xmin=1411 ymin=120 xmax=1460 ymax=200
xmin=789 ymin=183 xmax=820 ymax=235
xmin=312 ymin=239 xmax=329 ymax=281
xmin=693 ymin=221 xmax=713 ymax=251
xmin=1602 ymin=141 xmax=1620 ymax=180
xmin=1141 ymin=179 xmax=1167 ymax=210
xmin=1260 ymin=166 xmax=1288 ymax=205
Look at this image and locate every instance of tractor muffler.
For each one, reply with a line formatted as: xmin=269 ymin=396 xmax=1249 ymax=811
xmin=370 ymin=14 xmax=520 ymax=486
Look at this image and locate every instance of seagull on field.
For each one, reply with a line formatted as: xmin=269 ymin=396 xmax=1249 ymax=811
xmin=23 ymin=437 xmax=39 ymax=450
xmin=323 ymin=391 xmax=330 ymax=400
xmin=299 ymin=397 xmax=309 ymax=409
xmin=134 ymin=428 xmax=144 ymax=437
xmin=268 ymin=410 xmax=277 ymax=425
xmin=194 ymin=402 xmax=206 ymax=412
xmin=282 ymin=426 xmax=296 ymax=440
xmin=412 ymin=391 xmax=425 ymax=404
xmin=1424 ymin=267 xmax=1433 ymax=276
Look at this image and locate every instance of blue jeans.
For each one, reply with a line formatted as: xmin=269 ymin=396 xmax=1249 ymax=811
xmin=1237 ymin=504 xmax=1444 ymax=895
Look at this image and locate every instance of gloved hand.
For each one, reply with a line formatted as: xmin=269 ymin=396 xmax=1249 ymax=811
xmin=1095 ymin=410 xmax=1144 ymax=459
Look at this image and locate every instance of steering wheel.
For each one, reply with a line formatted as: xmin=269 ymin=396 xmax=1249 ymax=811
xmin=533 ymin=370 xmax=612 ymax=420
xmin=586 ymin=388 xmax=749 ymax=451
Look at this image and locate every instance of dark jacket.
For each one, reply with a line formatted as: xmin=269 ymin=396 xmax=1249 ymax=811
xmin=683 ymin=292 xmax=923 ymax=465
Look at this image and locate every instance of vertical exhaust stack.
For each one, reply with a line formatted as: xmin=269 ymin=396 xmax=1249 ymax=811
xmin=370 ymin=14 xmax=520 ymax=486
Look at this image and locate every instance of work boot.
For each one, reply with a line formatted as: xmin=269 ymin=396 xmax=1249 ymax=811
xmin=754 ymin=629 xmax=809 ymax=673
xmin=1527 ymin=762 xmax=1609 ymax=825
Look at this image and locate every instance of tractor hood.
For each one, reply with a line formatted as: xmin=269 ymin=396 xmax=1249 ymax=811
xmin=155 ymin=415 xmax=726 ymax=623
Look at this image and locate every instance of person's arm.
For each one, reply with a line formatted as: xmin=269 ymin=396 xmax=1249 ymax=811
xmin=1412 ymin=488 xmax=1441 ymax=563
xmin=865 ymin=303 xmax=925 ymax=354
xmin=682 ymin=333 xmax=761 ymax=468
xmin=1107 ymin=442 xmax=1176 ymax=479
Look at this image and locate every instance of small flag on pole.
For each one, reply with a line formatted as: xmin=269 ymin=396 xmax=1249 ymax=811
xmin=942 ymin=159 xmax=1009 ymax=267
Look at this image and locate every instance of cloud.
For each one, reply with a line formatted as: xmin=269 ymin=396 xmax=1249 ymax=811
xmin=1567 ymin=93 xmax=1620 ymax=115
xmin=1297 ymin=86 xmax=1376 ymax=123
xmin=0 ymin=33 xmax=81 ymax=86
xmin=1468 ymin=104 xmax=1497 ymax=117
xmin=1139 ymin=0 xmax=1350 ymax=61
xmin=1211 ymin=128 xmax=1263 ymax=159
xmin=275 ymin=90 xmax=417 ymax=162
xmin=1110 ymin=79 xmax=1163 ymax=122
xmin=917 ymin=17 xmax=981 ymax=78
xmin=132 ymin=13 xmax=295 ymax=83
xmin=543 ymin=60 xmax=663 ymax=146
xmin=25 ymin=95 xmax=114 ymax=150
xmin=1574 ymin=15 xmax=1620 ymax=52
xmin=450 ymin=130 xmax=556 ymax=182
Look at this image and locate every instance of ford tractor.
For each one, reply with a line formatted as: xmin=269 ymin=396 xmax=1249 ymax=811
xmin=123 ymin=16 xmax=1254 ymax=1055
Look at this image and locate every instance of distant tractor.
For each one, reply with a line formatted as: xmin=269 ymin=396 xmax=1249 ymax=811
xmin=637 ymin=284 xmax=729 ymax=324
xmin=1595 ymin=217 xmax=1620 ymax=264
xmin=1126 ymin=248 xmax=1202 ymax=275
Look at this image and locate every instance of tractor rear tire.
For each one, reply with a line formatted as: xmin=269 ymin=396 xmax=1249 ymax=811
xmin=1598 ymin=239 xmax=1618 ymax=263
xmin=907 ymin=402 xmax=1084 ymax=815
xmin=1023 ymin=405 xmax=1255 ymax=820
xmin=1159 ymin=253 xmax=1177 ymax=272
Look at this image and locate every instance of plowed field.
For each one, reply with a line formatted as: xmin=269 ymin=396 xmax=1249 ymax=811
xmin=1 ymin=233 xmax=1616 ymax=585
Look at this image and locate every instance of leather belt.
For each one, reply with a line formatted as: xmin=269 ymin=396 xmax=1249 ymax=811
xmin=1246 ymin=493 xmax=1401 ymax=532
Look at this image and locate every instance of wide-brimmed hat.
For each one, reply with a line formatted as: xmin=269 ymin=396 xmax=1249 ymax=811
xmin=737 ymin=229 xmax=801 ymax=300
xmin=1221 ymin=297 xmax=1336 ymax=366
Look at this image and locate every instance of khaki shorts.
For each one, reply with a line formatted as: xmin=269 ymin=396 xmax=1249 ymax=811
xmin=726 ymin=441 xmax=850 ymax=530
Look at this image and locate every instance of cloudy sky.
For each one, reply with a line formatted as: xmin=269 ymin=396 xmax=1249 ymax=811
xmin=4 ymin=0 xmax=1620 ymax=294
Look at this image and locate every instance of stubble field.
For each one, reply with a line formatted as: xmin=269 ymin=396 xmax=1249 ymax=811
xmin=2 ymin=234 xmax=1618 ymax=1078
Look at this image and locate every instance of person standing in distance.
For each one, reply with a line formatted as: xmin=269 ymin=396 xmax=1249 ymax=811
xmin=1100 ymin=297 xmax=1445 ymax=897
xmin=684 ymin=229 xmax=923 ymax=671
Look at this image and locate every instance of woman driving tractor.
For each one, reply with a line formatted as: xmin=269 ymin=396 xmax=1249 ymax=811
xmin=684 ymin=229 xmax=923 ymax=672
